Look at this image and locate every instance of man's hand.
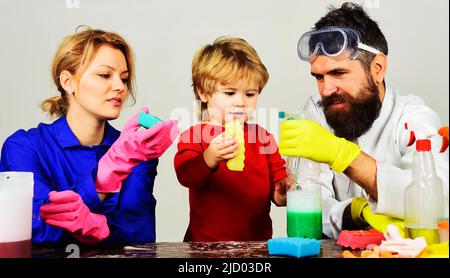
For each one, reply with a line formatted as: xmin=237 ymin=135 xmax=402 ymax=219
xmin=279 ymin=119 xmax=361 ymax=173
xmin=351 ymin=197 xmax=405 ymax=238
xmin=203 ymin=133 xmax=239 ymax=169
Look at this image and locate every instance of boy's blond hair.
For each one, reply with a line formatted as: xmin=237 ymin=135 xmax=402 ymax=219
xmin=192 ymin=37 xmax=269 ymax=119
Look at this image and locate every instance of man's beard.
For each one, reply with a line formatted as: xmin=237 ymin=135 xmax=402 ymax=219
xmin=317 ymin=76 xmax=382 ymax=141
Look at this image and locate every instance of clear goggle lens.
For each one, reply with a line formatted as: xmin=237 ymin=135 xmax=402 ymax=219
xmin=297 ymin=27 xmax=379 ymax=61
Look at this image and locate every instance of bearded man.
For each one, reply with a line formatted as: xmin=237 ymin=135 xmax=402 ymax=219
xmin=279 ymin=2 xmax=449 ymax=239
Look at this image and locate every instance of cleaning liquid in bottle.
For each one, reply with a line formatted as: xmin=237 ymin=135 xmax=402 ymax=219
xmin=279 ymin=110 xmax=323 ymax=239
xmin=404 ymin=139 xmax=445 ymax=245
xmin=286 ymin=157 xmax=323 ymax=239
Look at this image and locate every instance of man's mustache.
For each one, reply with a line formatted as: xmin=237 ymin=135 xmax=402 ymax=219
xmin=317 ymin=93 xmax=353 ymax=108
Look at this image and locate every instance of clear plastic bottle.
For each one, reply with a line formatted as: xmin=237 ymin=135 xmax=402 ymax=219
xmin=404 ymin=139 xmax=445 ymax=245
xmin=286 ymin=157 xmax=322 ymax=239
xmin=286 ymin=157 xmax=323 ymax=239
xmin=279 ymin=110 xmax=323 ymax=239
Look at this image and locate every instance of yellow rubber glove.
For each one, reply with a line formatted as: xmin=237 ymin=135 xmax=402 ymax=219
xmin=419 ymin=242 xmax=449 ymax=258
xmin=279 ymin=119 xmax=361 ymax=173
xmin=351 ymin=197 xmax=405 ymax=238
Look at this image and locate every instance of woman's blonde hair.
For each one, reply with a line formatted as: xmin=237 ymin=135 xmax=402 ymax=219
xmin=41 ymin=26 xmax=136 ymax=117
xmin=192 ymin=37 xmax=269 ymax=118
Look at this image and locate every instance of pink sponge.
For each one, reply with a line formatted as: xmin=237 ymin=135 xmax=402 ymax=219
xmin=337 ymin=229 xmax=385 ymax=249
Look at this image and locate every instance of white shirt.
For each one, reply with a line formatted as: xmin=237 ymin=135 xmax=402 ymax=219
xmin=304 ymin=85 xmax=449 ymax=239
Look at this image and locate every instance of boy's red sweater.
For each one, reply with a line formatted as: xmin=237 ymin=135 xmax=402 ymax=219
xmin=174 ymin=123 xmax=287 ymax=242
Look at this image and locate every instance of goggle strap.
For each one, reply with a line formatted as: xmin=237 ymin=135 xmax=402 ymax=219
xmin=358 ymin=43 xmax=381 ymax=55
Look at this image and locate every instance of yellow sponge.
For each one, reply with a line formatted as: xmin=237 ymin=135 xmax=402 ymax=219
xmin=224 ymin=120 xmax=245 ymax=171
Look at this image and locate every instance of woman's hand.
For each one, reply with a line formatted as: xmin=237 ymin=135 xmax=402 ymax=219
xmin=40 ymin=190 xmax=110 ymax=245
xmin=95 ymin=107 xmax=179 ymax=193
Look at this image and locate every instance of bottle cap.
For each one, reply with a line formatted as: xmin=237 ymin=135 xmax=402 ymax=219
xmin=278 ymin=111 xmax=302 ymax=120
xmin=416 ymin=139 xmax=431 ymax=152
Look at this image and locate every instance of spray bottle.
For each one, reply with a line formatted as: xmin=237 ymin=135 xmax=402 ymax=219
xmin=403 ymin=123 xmax=448 ymax=245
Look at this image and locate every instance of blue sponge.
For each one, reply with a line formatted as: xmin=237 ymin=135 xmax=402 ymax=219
xmin=267 ymin=237 xmax=321 ymax=258
xmin=138 ymin=112 xmax=162 ymax=129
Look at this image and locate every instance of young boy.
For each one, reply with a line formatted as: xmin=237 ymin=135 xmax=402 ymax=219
xmin=174 ymin=37 xmax=287 ymax=242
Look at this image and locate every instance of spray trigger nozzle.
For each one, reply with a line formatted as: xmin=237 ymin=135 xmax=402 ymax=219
xmin=404 ymin=122 xmax=448 ymax=153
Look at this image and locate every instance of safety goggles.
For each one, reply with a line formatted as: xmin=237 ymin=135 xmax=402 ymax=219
xmin=297 ymin=26 xmax=381 ymax=61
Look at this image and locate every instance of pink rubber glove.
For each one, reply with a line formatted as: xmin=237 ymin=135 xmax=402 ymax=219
xmin=40 ymin=190 xmax=110 ymax=246
xmin=95 ymin=107 xmax=179 ymax=193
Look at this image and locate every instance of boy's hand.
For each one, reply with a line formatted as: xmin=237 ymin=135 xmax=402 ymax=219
xmin=273 ymin=179 xmax=287 ymax=206
xmin=203 ymin=133 xmax=239 ymax=169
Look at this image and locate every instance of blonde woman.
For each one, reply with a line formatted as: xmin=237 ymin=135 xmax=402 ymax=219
xmin=0 ymin=27 xmax=177 ymax=245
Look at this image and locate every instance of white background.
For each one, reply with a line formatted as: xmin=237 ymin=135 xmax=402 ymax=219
xmin=0 ymin=0 xmax=448 ymax=241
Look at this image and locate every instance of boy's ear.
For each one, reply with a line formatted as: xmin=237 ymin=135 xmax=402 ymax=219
xmin=197 ymin=88 xmax=209 ymax=103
